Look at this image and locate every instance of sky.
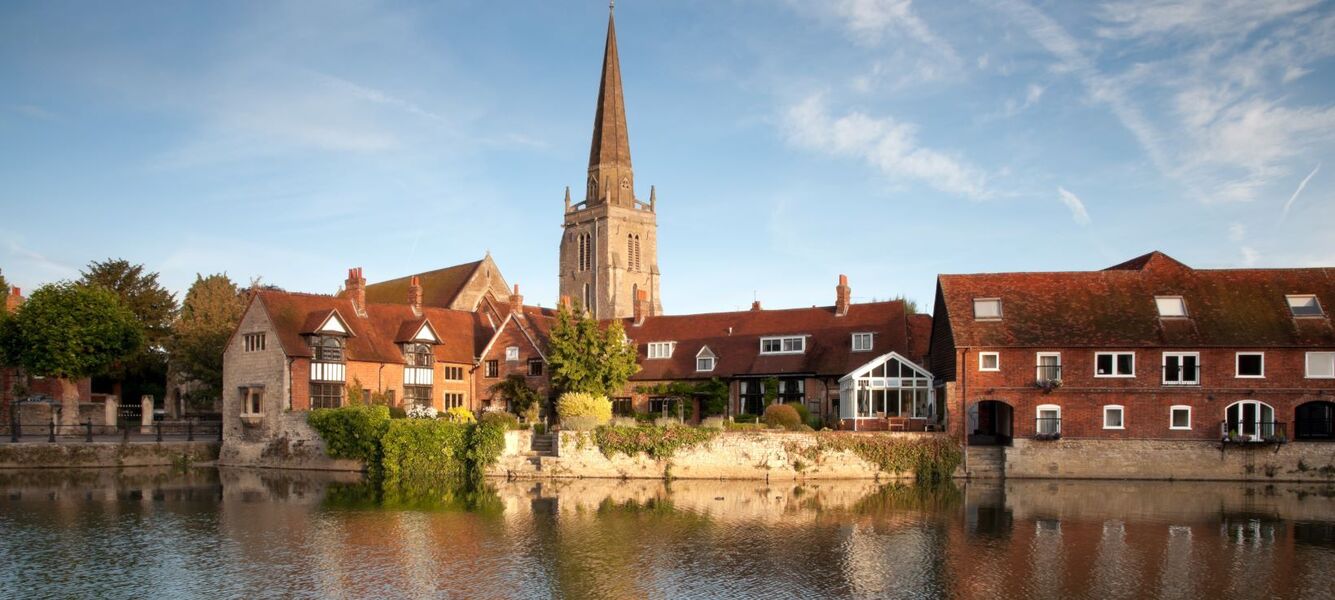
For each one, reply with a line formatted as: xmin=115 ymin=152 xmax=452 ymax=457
xmin=2 ymin=0 xmax=1333 ymax=315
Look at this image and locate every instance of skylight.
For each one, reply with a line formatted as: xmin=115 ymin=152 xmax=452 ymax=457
xmin=1287 ymin=295 xmax=1324 ymax=317
xmin=973 ymin=298 xmax=1001 ymax=320
xmin=1155 ymin=296 xmax=1187 ymax=318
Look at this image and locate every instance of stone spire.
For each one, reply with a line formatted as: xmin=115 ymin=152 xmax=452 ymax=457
xmin=586 ymin=5 xmax=633 ymax=207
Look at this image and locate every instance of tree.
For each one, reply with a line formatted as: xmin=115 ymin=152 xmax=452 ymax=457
xmin=891 ymin=294 xmax=920 ymax=315
xmin=79 ymin=259 xmax=178 ymax=403
xmin=546 ymin=302 xmax=639 ymax=397
xmin=167 ymin=273 xmax=246 ymax=404
xmin=489 ymin=373 xmax=543 ymax=418
xmin=0 ymin=283 xmax=143 ymax=424
xmin=0 ymin=269 xmax=8 ymax=295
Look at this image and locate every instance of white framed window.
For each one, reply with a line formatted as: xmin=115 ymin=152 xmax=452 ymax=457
xmin=1036 ymin=352 xmax=1061 ymax=382
xmin=505 ymin=346 xmax=519 ymax=362
xmin=695 ymin=347 xmax=716 ymax=372
xmin=978 ymin=352 xmax=1000 ymax=372
xmin=1306 ymin=352 xmax=1335 ymax=379
xmin=1170 ymin=405 xmax=1191 ymax=430
xmin=973 ymin=298 xmax=1002 ymax=320
xmin=1162 ymin=352 xmax=1200 ymax=385
xmin=851 ymin=332 xmax=874 ymax=352
xmin=1235 ymin=352 xmax=1264 ymax=378
xmin=243 ymin=333 xmax=266 ymax=352
xmin=1155 ymin=296 xmax=1188 ymax=318
xmin=1287 ymin=295 xmax=1324 ymax=317
xmin=1036 ymin=404 xmax=1061 ymax=435
xmin=647 ymin=341 xmax=676 ymax=359
xmin=1095 ymin=352 xmax=1135 ymax=377
xmin=760 ymin=336 xmax=806 ymax=355
xmin=1103 ymin=405 xmax=1125 ymax=430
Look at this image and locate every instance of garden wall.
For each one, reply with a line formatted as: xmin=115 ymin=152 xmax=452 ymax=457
xmin=0 ymin=441 xmax=218 ymax=469
xmin=1004 ymin=439 xmax=1335 ymax=482
xmin=219 ymin=412 xmax=363 ymax=472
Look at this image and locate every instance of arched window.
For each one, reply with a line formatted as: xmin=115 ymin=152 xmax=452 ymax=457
xmin=627 ymin=234 xmax=635 ymax=271
xmin=583 ymin=283 xmax=593 ymax=312
xmin=634 ymin=235 xmax=642 ymax=272
xmin=1225 ymin=400 xmax=1276 ymax=442
xmin=588 ymin=176 xmax=597 ymax=201
xmin=404 ymin=343 xmax=433 ymax=367
xmin=577 ymin=234 xmax=590 ymax=272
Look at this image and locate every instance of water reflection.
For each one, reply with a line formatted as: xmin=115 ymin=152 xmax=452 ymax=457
xmin=0 ymin=469 xmax=1332 ymax=599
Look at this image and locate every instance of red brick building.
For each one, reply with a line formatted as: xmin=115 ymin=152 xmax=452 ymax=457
xmin=928 ymin=251 xmax=1335 ymax=446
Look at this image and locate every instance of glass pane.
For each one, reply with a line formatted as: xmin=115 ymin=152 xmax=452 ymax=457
xmin=1097 ymin=355 xmax=1112 ymax=375
xmin=1117 ymin=354 xmax=1134 ymax=375
xmin=1172 ymin=409 xmax=1189 ymax=428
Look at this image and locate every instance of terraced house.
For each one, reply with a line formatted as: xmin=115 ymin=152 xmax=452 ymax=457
xmin=929 ymin=251 xmax=1335 ymax=448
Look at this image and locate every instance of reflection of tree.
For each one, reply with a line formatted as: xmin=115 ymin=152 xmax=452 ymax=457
xmin=320 ymin=474 xmax=504 ymax=515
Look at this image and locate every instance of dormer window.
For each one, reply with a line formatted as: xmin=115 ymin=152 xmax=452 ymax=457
xmin=404 ymin=343 xmax=433 ymax=367
xmin=1155 ymin=296 xmax=1187 ymax=318
xmin=760 ymin=336 xmax=805 ymax=354
xmin=696 ymin=347 xmax=716 ymax=372
xmin=851 ymin=332 xmax=873 ymax=352
xmin=973 ymin=298 xmax=1002 ymax=320
xmin=312 ymin=336 xmax=344 ymax=363
xmin=1287 ymin=295 xmax=1324 ymax=317
xmin=647 ymin=342 xmax=675 ymax=359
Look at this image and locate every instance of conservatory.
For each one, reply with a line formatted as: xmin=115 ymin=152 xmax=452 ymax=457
xmin=838 ymin=352 xmax=935 ymax=431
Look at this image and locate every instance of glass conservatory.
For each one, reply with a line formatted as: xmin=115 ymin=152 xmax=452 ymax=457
xmin=838 ymin=352 xmax=935 ymax=430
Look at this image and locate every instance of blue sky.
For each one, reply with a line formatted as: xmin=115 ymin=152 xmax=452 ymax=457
xmin=2 ymin=0 xmax=1333 ymax=314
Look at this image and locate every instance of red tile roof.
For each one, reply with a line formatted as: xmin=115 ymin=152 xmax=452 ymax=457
xmin=937 ymin=252 xmax=1335 ymax=348
xmin=361 ymin=260 xmax=482 ymax=308
xmin=620 ymin=301 xmax=918 ymax=381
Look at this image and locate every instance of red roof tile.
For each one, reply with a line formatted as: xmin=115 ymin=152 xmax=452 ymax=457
xmin=361 ymin=260 xmax=482 ymax=308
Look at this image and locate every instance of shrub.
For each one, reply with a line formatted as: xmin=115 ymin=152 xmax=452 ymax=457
xmin=700 ymin=416 xmax=726 ymax=430
xmin=806 ymin=415 xmax=824 ymax=430
xmin=388 ymin=406 xmax=407 ymax=419
xmin=479 ymin=410 xmax=521 ymax=430
xmin=442 ymin=406 xmax=476 ymax=424
xmin=789 ymin=402 xmax=811 ymax=424
xmin=654 ymin=416 xmax=682 ymax=428
xmin=725 ymin=421 xmax=766 ymax=432
xmin=610 ymin=416 xmax=639 ymax=428
xmin=562 ymin=415 xmax=600 ymax=431
xmin=593 ymin=425 xmax=718 ymax=460
xmin=557 ymin=392 xmax=612 ymax=425
xmin=407 ymin=405 xmax=438 ymax=419
xmin=763 ymin=404 xmax=802 ymax=430
xmin=733 ymin=414 xmax=759 ymax=424
xmin=464 ymin=422 xmax=506 ymax=479
xmin=308 ymin=405 xmax=392 ymax=466
xmin=380 ymin=418 xmax=469 ymax=481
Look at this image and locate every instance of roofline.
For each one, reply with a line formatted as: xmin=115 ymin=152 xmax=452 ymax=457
xmin=616 ymin=299 xmax=907 ymax=322
xmin=938 ymin=265 xmax=1335 ymax=279
xmin=839 ymin=351 xmax=933 ymax=383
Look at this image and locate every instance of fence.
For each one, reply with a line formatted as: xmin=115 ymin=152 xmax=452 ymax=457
xmin=3 ymin=419 xmax=222 ymax=443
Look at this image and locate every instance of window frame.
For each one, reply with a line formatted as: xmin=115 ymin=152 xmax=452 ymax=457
xmin=851 ymin=332 xmax=874 ymax=352
xmin=1306 ymin=352 xmax=1335 ymax=379
xmin=1036 ymin=404 xmax=1061 ymax=435
xmin=243 ymin=333 xmax=266 ymax=353
xmin=978 ymin=352 xmax=1000 ymax=372
xmin=696 ymin=356 xmax=715 ymax=372
xmin=1094 ymin=351 xmax=1136 ymax=378
xmin=1169 ymin=405 xmax=1192 ymax=430
xmin=973 ymin=298 xmax=1002 ymax=321
xmin=528 ymin=358 xmax=544 ymax=377
xmin=1235 ymin=352 xmax=1265 ymax=379
xmin=647 ymin=341 xmax=676 ymax=359
xmin=1036 ymin=352 xmax=1062 ymax=382
xmin=1154 ymin=296 xmax=1188 ymax=318
xmin=759 ymin=336 xmax=806 ymax=355
xmin=1286 ymin=294 xmax=1325 ymax=318
xmin=485 ymin=360 xmax=499 ymax=378
xmin=505 ymin=346 xmax=519 ymax=362
xmin=1103 ymin=404 xmax=1125 ymax=430
xmin=1161 ymin=351 xmax=1201 ymax=385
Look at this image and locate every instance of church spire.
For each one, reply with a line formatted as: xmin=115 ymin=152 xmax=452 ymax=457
xmin=586 ymin=4 xmax=633 ymax=206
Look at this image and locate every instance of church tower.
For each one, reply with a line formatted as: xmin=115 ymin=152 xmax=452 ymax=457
xmin=559 ymin=4 xmax=662 ymax=320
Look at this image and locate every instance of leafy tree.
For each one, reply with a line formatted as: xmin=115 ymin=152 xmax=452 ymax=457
xmin=0 ymin=269 xmax=8 ymax=295
xmin=547 ymin=302 xmax=639 ymax=397
xmin=891 ymin=294 xmax=920 ymax=315
xmin=167 ymin=273 xmax=246 ymax=402
xmin=0 ymin=283 xmax=143 ymax=423
xmin=79 ymin=259 xmax=178 ymax=403
xmin=489 ymin=373 xmax=543 ymax=418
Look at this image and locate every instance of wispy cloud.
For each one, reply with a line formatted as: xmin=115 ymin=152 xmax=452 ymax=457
xmin=2 ymin=238 xmax=78 ymax=280
xmin=1057 ymin=187 xmax=1092 ymax=225
xmin=783 ymin=93 xmax=989 ymax=199
xmin=1095 ymin=0 xmax=1319 ymax=40
xmin=1281 ymin=163 xmax=1321 ymax=221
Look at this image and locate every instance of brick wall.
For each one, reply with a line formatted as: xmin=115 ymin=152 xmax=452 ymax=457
xmin=474 ymin=318 xmax=550 ymax=409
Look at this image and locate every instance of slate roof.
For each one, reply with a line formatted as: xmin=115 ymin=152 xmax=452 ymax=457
xmin=361 ymin=261 xmax=482 ymax=309
xmin=937 ymin=251 xmax=1335 ymax=348
xmin=621 ymin=301 xmax=918 ymax=381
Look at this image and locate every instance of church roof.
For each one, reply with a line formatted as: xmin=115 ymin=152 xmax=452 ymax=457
xmin=588 ymin=9 xmax=632 ymax=172
xmin=362 ymin=260 xmax=483 ymax=309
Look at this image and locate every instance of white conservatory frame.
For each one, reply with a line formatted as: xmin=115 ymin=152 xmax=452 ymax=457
xmin=838 ymin=351 xmax=935 ymax=429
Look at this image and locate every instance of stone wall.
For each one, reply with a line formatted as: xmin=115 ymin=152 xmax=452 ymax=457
xmin=0 ymin=441 xmax=218 ymax=469
xmin=1005 ymin=438 xmax=1335 ymax=482
xmin=219 ymin=412 xmax=363 ymax=472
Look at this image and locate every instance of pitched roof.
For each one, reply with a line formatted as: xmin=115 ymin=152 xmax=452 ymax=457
xmin=256 ymin=291 xmax=481 ymax=364
xmin=361 ymin=261 xmax=482 ymax=309
xmin=937 ymin=252 xmax=1335 ymax=348
xmin=621 ymin=301 xmax=917 ymax=381
xmin=589 ymin=9 xmax=631 ymax=172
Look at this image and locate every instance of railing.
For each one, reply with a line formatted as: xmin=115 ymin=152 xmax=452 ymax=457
xmin=3 ymin=419 xmax=222 ymax=444
xmin=1034 ymin=417 xmax=1062 ymax=439
xmin=1035 ymin=365 xmax=1062 ymax=384
xmin=1294 ymin=418 xmax=1334 ymax=440
xmin=1163 ymin=364 xmax=1202 ymax=385
xmin=1219 ymin=420 xmax=1287 ymax=443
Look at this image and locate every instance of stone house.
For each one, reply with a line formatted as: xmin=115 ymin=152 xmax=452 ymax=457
xmin=928 ymin=251 xmax=1335 ymax=446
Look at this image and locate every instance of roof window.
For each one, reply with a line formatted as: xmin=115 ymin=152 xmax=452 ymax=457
xmin=1155 ymin=296 xmax=1187 ymax=318
xmin=1287 ymin=295 xmax=1324 ymax=317
xmin=973 ymin=298 xmax=1002 ymax=320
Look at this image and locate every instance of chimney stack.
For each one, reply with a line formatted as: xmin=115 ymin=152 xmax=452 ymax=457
xmin=750 ymin=300 xmax=762 ymax=311
xmin=345 ymin=268 xmax=367 ymax=316
xmin=407 ymin=275 xmax=422 ymax=314
xmin=559 ymin=295 xmax=572 ymax=312
xmin=510 ymin=284 xmax=524 ymax=314
xmin=4 ymin=287 xmax=22 ymax=314
xmin=835 ymin=274 xmax=851 ymax=317
xmin=633 ymin=288 xmax=649 ymax=326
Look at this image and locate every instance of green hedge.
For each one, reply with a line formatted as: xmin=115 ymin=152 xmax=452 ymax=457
xmin=308 ymin=405 xmax=391 ymax=467
xmin=592 ymin=425 xmax=718 ymax=460
xmin=309 ymin=407 xmax=505 ymax=482
xmin=381 ymin=419 xmax=469 ymax=481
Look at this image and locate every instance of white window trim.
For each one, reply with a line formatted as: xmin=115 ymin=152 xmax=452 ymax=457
xmin=1154 ymin=296 xmax=1189 ymax=318
xmin=1103 ymin=404 xmax=1125 ymax=430
xmin=1234 ymin=352 xmax=1265 ymax=379
xmin=1306 ymin=352 xmax=1335 ymax=379
xmin=759 ymin=335 xmax=807 ymax=355
xmin=505 ymin=346 xmax=520 ymax=362
xmin=1169 ymin=405 xmax=1192 ymax=430
xmin=978 ymin=352 xmax=1000 ymax=372
xmin=1161 ymin=351 xmax=1201 ymax=385
xmin=1036 ymin=352 xmax=1062 ymax=381
xmin=1036 ymin=404 xmax=1061 ymax=434
xmin=973 ymin=298 xmax=1002 ymax=321
xmin=647 ymin=341 xmax=676 ymax=360
xmin=696 ymin=356 xmax=715 ymax=372
xmin=1286 ymin=294 xmax=1325 ymax=318
xmin=851 ymin=332 xmax=874 ymax=352
xmin=1094 ymin=352 xmax=1136 ymax=378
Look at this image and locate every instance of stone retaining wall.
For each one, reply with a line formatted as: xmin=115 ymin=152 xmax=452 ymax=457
xmin=1005 ymin=439 xmax=1335 ymax=482
xmin=219 ymin=412 xmax=363 ymax=472
xmin=0 ymin=441 xmax=219 ymax=469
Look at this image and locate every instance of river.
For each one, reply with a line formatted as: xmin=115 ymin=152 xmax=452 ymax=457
xmin=0 ymin=468 xmax=1332 ymax=599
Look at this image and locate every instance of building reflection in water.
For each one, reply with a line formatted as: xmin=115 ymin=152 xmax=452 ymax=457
xmin=1 ymin=468 xmax=1333 ymax=599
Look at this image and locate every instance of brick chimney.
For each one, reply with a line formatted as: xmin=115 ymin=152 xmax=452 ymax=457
xmin=345 ymin=268 xmax=366 ymax=316
xmin=750 ymin=300 xmax=762 ymax=311
xmin=4 ymin=287 xmax=22 ymax=314
xmin=835 ymin=274 xmax=851 ymax=317
xmin=559 ymin=295 xmax=572 ymax=312
xmin=407 ymin=275 xmax=422 ymax=314
xmin=633 ymin=288 xmax=649 ymax=326
xmin=510 ymin=284 xmax=524 ymax=314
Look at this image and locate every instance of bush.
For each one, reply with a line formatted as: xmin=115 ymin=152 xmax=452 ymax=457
xmin=610 ymin=416 xmax=639 ymax=428
xmin=442 ymin=406 xmax=476 ymax=424
xmin=733 ymin=414 xmax=759 ymax=424
xmin=380 ymin=418 xmax=469 ymax=481
xmin=562 ymin=415 xmax=600 ymax=431
xmin=308 ymin=405 xmax=392 ymax=466
xmin=806 ymin=415 xmax=825 ymax=430
xmin=700 ymin=416 xmax=726 ymax=430
xmin=725 ymin=421 xmax=766 ymax=431
xmin=479 ymin=410 xmax=521 ymax=430
xmin=789 ymin=402 xmax=811 ymax=424
xmin=654 ymin=416 xmax=683 ymax=428
xmin=557 ymin=392 xmax=612 ymax=426
xmin=763 ymin=404 xmax=802 ymax=430
xmin=388 ymin=406 xmax=407 ymax=419
xmin=593 ymin=425 xmax=718 ymax=460
xmin=407 ymin=405 xmax=438 ymax=419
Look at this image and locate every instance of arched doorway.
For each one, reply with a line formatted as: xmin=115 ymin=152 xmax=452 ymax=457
xmin=968 ymin=400 xmax=1013 ymax=446
xmin=1295 ymin=401 xmax=1334 ymax=441
xmin=1224 ymin=400 xmax=1276 ymax=442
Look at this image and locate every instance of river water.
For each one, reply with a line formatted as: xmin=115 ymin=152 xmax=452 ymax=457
xmin=0 ymin=468 xmax=1332 ymax=599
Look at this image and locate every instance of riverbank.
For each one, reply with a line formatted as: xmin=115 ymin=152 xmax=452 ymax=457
xmin=0 ymin=441 xmax=219 ymax=469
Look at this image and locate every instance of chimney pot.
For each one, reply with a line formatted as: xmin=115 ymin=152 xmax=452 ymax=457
xmin=633 ymin=288 xmax=648 ymax=326
xmin=750 ymin=300 xmax=762 ymax=311
xmin=510 ymin=284 xmax=524 ymax=314
xmin=835 ymin=274 xmax=851 ymax=317
xmin=345 ymin=267 xmax=367 ymax=317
